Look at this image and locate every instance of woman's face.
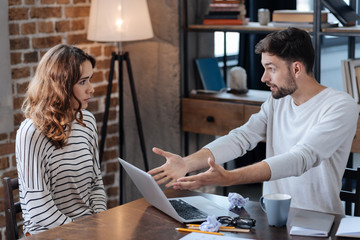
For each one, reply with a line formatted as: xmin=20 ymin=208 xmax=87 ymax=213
xmin=71 ymin=60 xmax=94 ymax=110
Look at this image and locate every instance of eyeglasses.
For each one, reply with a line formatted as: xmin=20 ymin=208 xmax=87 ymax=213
xmin=217 ymin=216 xmax=256 ymax=229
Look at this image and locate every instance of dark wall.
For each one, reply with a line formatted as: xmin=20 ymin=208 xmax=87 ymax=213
xmin=239 ymin=0 xmax=296 ymax=90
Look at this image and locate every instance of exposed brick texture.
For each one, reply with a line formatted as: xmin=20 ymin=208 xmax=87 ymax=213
xmin=10 ymin=38 xmax=30 ymax=50
xmin=6 ymin=0 xmax=120 ymax=227
xmin=32 ymin=36 xmax=62 ymax=48
xmin=0 ymin=143 xmax=15 ymax=156
xmin=55 ymin=20 xmax=70 ymax=32
xmin=23 ymin=51 xmax=38 ymax=63
xmin=21 ymin=22 xmax=36 ymax=35
xmin=9 ymin=23 xmax=19 ymax=35
xmin=8 ymin=7 xmax=29 ymax=20
xmin=71 ymin=19 xmax=85 ymax=31
xmin=65 ymin=6 xmax=90 ymax=18
xmin=12 ymin=67 xmax=30 ymax=79
xmin=1 ymin=1 xmax=177 ymax=239
xmin=30 ymin=7 xmax=61 ymax=18
xmin=38 ymin=21 xmax=54 ymax=33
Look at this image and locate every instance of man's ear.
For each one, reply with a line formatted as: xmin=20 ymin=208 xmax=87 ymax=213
xmin=292 ymin=61 xmax=303 ymax=78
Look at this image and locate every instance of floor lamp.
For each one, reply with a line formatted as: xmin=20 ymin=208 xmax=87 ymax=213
xmin=87 ymin=0 xmax=153 ymax=204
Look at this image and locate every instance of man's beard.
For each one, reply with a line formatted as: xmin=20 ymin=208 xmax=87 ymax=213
xmin=268 ymin=72 xmax=297 ymax=99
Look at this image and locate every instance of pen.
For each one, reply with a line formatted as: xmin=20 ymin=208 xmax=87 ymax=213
xmin=176 ymin=227 xmax=224 ymax=236
xmin=187 ymin=226 xmax=250 ymax=233
xmin=186 ymin=224 xmax=235 ymax=229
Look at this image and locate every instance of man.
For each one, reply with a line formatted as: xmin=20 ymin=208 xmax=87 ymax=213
xmin=148 ymin=27 xmax=358 ymax=215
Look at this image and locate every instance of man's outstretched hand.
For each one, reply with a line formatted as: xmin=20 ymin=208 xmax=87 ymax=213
xmin=172 ymin=158 xmax=229 ymax=191
xmin=148 ymin=147 xmax=189 ymax=188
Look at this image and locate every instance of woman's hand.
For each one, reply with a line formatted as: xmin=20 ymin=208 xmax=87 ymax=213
xmin=148 ymin=147 xmax=189 ymax=188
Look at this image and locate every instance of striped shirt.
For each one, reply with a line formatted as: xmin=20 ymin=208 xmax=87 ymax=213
xmin=16 ymin=110 xmax=107 ymax=235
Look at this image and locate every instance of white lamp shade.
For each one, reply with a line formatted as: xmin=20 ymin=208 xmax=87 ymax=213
xmin=87 ymin=0 xmax=154 ymax=42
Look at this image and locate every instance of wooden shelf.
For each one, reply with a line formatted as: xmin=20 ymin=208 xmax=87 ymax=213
xmin=187 ymin=22 xmax=286 ymax=32
xmin=187 ymin=22 xmax=360 ymax=35
xmin=322 ymin=25 xmax=360 ymax=36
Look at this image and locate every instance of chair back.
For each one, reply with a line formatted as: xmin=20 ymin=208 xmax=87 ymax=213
xmin=340 ymin=168 xmax=360 ymax=216
xmin=3 ymin=177 xmax=21 ymax=240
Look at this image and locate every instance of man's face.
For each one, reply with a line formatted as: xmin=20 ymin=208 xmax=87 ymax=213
xmin=260 ymin=53 xmax=297 ymax=99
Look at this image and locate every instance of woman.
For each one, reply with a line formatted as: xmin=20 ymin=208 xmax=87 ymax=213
xmin=16 ymin=44 xmax=107 ymax=235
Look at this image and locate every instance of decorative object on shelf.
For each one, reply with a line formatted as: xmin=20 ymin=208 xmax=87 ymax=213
xmin=203 ymin=0 xmax=248 ymax=25
xmin=322 ymin=0 xmax=360 ymax=27
xmin=228 ymin=66 xmax=247 ymax=93
xmin=87 ymin=0 xmax=153 ymax=204
xmin=258 ymin=8 xmax=270 ymax=26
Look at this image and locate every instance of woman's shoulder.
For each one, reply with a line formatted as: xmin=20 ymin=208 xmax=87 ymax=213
xmin=81 ymin=110 xmax=97 ymax=130
xmin=82 ymin=110 xmax=96 ymax=123
xmin=18 ymin=118 xmax=36 ymax=134
xmin=81 ymin=110 xmax=95 ymax=121
xmin=17 ymin=118 xmax=45 ymax=141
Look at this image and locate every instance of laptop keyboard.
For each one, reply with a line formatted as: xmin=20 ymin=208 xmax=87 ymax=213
xmin=169 ymin=199 xmax=208 ymax=220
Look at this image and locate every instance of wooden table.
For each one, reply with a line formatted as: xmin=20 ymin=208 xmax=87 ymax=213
xmin=19 ymin=190 xmax=352 ymax=240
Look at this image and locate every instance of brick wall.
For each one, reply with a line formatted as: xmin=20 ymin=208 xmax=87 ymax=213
xmin=1 ymin=0 xmax=181 ymax=238
xmin=2 ymin=0 xmax=120 ymax=238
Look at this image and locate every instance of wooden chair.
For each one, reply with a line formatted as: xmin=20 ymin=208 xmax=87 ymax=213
xmin=3 ymin=177 xmax=22 ymax=240
xmin=340 ymin=168 xmax=360 ymax=216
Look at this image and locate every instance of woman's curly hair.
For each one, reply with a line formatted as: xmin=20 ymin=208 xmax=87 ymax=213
xmin=22 ymin=44 xmax=95 ymax=148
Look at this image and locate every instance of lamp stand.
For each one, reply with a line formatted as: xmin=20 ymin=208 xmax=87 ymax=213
xmin=99 ymin=51 xmax=149 ymax=205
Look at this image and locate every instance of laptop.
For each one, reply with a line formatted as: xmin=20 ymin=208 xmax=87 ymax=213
xmin=119 ymin=158 xmax=238 ymax=223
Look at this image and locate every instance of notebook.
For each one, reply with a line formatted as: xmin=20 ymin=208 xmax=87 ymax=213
xmin=195 ymin=58 xmax=226 ymax=91
xmin=336 ymin=216 xmax=360 ymax=238
xmin=289 ymin=210 xmax=335 ymax=237
xmin=119 ymin=158 xmax=238 ymax=223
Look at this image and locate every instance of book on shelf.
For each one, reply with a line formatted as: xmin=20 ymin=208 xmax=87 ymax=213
xmin=208 ymin=3 xmax=246 ymax=13
xmin=341 ymin=58 xmax=360 ymax=103
xmin=205 ymin=10 xmax=242 ymax=20
xmin=204 ymin=14 xmax=241 ymax=19
xmin=271 ymin=21 xmax=338 ymax=28
xmin=289 ymin=210 xmax=335 ymax=237
xmin=208 ymin=11 xmax=240 ymax=15
xmin=341 ymin=59 xmax=353 ymax=97
xmin=322 ymin=0 xmax=360 ymax=26
xmin=335 ymin=216 xmax=360 ymax=238
xmin=272 ymin=10 xmax=328 ymax=23
xmin=195 ymin=58 xmax=226 ymax=91
xmin=203 ymin=18 xmax=246 ymax=25
xmin=204 ymin=0 xmax=247 ymax=25
xmin=211 ymin=0 xmax=245 ymax=3
xmin=349 ymin=59 xmax=360 ymax=103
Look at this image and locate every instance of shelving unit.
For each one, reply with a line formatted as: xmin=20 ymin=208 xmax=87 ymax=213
xmin=181 ymin=0 xmax=360 ymax=94
xmin=180 ymin=0 xmax=360 ymax=156
xmin=313 ymin=0 xmax=360 ymax=81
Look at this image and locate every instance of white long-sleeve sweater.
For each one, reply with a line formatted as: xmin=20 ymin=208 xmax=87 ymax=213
xmin=205 ymin=88 xmax=358 ymax=214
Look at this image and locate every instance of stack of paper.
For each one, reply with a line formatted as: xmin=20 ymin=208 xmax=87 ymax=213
xmin=336 ymin=216 xmax=360 ymax=238
xmin=289 ymin=210 xmax=335 ymax=237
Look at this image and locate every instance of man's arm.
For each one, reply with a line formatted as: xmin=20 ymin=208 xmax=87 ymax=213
xmin=148 ymin=147 xmax=214 ymax=188
xmin=172 ymin=158 xmax=271 ymax=190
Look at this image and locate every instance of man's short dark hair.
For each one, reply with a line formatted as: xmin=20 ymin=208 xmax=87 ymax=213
xmin=255 ymin=27 xmax=314 ymax=74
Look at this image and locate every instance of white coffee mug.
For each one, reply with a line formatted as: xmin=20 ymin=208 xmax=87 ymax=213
xmin=260 ymin=193 xmax=291 ymax=227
